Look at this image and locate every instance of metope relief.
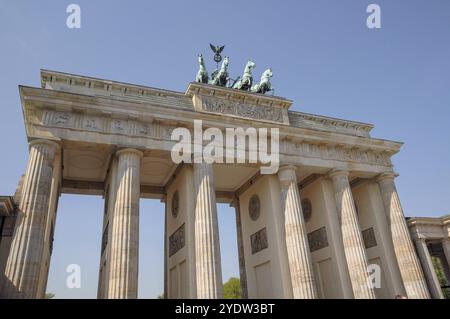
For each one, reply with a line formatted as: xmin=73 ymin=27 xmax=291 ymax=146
xmin=83 ymin=117 xmax=101 ymax=131
xmin=307 ymin=227 xmax=328 ymax=252
xmin=169 ymin=223 xmax=185 ymax=257
xmin=281 ymin=140 xmax=392 ymax=167
xmin=201 ymin=96 xmax=284 ymax=124
xmin=111 ymin=119 xmax=125 ymax=133
xmin=251 ymin=227 xmax=268 ymax=255
xmin=53 ymin=112 xmax=72 ymax=126
xmin=43 ymin=110 xmax=177 ymax=142
xmin=362 ymin=227 xmax=377 ymax=249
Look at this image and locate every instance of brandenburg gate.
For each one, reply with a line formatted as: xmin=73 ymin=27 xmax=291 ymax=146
xmin=0 ymin=68 xmax=433 ymax=299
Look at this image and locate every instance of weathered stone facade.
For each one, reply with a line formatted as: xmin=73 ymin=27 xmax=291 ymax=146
xmin=0 ymin=70 xmax=441 ymax=299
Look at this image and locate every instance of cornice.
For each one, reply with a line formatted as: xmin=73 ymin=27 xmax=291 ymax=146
xmin=407 ymin=215 xmax=450 ymax=227
xmin=40 ymin=70 xmax=377 ymax=139
xmin=41 ymin=69 xmax=186 ymax=98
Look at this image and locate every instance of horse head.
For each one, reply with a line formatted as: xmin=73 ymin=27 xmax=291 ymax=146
xmin=222 ymin=56 xmax=229 ymax=69
xmin=198 ymin=54 xmax=204 ymax=65
xmin=262 ymin=68 xmax=273 ymax=80
xmin=244 ymin=60 xmax=256 ymax=74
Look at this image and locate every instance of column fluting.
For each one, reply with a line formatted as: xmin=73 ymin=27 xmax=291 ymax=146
xmin=377 ymin=173 xmax=430 ymax=299
xmin=329 ymin=169 xmax=375 ymax=299
xmin=107 ymin=148 xmax=142 ymax=299
xmin=3 ymin=139 xmax=60 ymax=299
xmin=413 ymin=238 xmax=443 ymax=299
xmin=277 ymin=166 xmax=318 ymax=299
xmin=193 ymin=162 xmax=223 ymax=299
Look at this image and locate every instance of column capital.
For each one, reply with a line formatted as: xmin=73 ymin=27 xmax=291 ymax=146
xmin=229 ymin=198 xmax=239 ymax=208
xmin=327 ymin=168 xmax=349 ymax=180
xmin=376 ymin=172 xmax=398 ymax=183
xmin=277 ymin=165 xmax=297 ymax=182
xmin=116 ymin=148 xmax=144 ymax=158
xmin=413 ymin=235 xmax=427 ymax=242
xmin=28 ymin=139 xmax=61 ymax=151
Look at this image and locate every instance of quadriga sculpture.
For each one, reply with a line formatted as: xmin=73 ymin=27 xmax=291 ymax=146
xmin=251 ymin=68 xmax=273 ymax=94
xmin=232 ymin=60 xmax=256 ymax=91
xmin=209 ymin=56 xmax=229 ymax=87
xmin=195 ymin=54 xmax=209 ymax=84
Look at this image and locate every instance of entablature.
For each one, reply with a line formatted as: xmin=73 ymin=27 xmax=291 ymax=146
xmin=18 ymin=71 xmax=404 ymax=175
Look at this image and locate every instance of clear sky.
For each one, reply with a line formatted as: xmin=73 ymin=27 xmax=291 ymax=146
xmin=0 ymin=0 xmax=449 ymax=299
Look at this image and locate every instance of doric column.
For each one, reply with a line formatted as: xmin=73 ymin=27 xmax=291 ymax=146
xmin=413 ymin=238 xmax=443 ymax=299
xmin=377 ymin=173 xmax=430 ymax=299
xmin=329 ymin=169 xmax=375 ymax=299
xmin=193 ymin=162 xmax=223 ymax=299
xmin=97 ymin=157 xmax=118 ymax=299
xmin=442 ymin=239 xmax=450 ymax=281
xmin=37 ymin=149 xmax=61 ymax=298
xmin=2 ymin=139 xmax=60 ymax=299
xmin=366 ymin=183 xmax=406 ymax=296
xmin=230 ymin=198 xmax=248 ymax=299
xmin=106 ymin=148 xmax=143 ymax=299
xmin=163 ymin=195 xmax=168 ymax=299
xmin=277 ymin=166 xmax=317 ymax=299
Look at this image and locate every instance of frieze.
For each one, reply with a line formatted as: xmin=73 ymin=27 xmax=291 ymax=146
xmin=281 ymin=140 xmax=392 ymax=166
xmin=201 ymin=96 xmax=284 ymax=124
xmin=111 ymin=119 xmax=126 ymax=133
xmin=37 ymin=109 xmax=393 ymax=167
xmin=53 ymin=112 xmax=72 ymax=126
xmin=83 ymin=117 xmax=102 ymax=131
xmin=43 ymin=110 xmax=175 ymax=141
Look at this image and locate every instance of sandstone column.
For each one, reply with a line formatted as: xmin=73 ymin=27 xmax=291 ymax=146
xmin=329 ymin=169 xmax=375 ymax=299
xmin=413 ymin=238 xmax=443 ymax=299
xmin=2 ymin=139 xmax=60 ymax=299
xmin=277 ymin=166 xmax=317 ymax=299
xmin=106 ymin=148 xmax=143 ymax=299
xmin=193 ymin=162 xmax=223 ymax=299
xmin=377 ymin=173 xmax=430 ymax=298
xmin=231 ymin=198 xmax=248 ymax=299
xmin=163 ymin=195 xmax=168 ymax=299
xmin=442 ymin=239 xmax=450 ymax=280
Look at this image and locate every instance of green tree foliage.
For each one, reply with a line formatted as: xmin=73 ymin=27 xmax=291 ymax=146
xmin=431 ymin=256 xmax=450 ymax=299
xmin=45 ymin=292 xmax=55 ymax=299
xmin=223 ymin=277 xmax=241 ymax=299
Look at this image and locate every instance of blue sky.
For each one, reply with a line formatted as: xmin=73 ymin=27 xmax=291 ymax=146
xmin=0 ymin=1 xmax=449 ymax=298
